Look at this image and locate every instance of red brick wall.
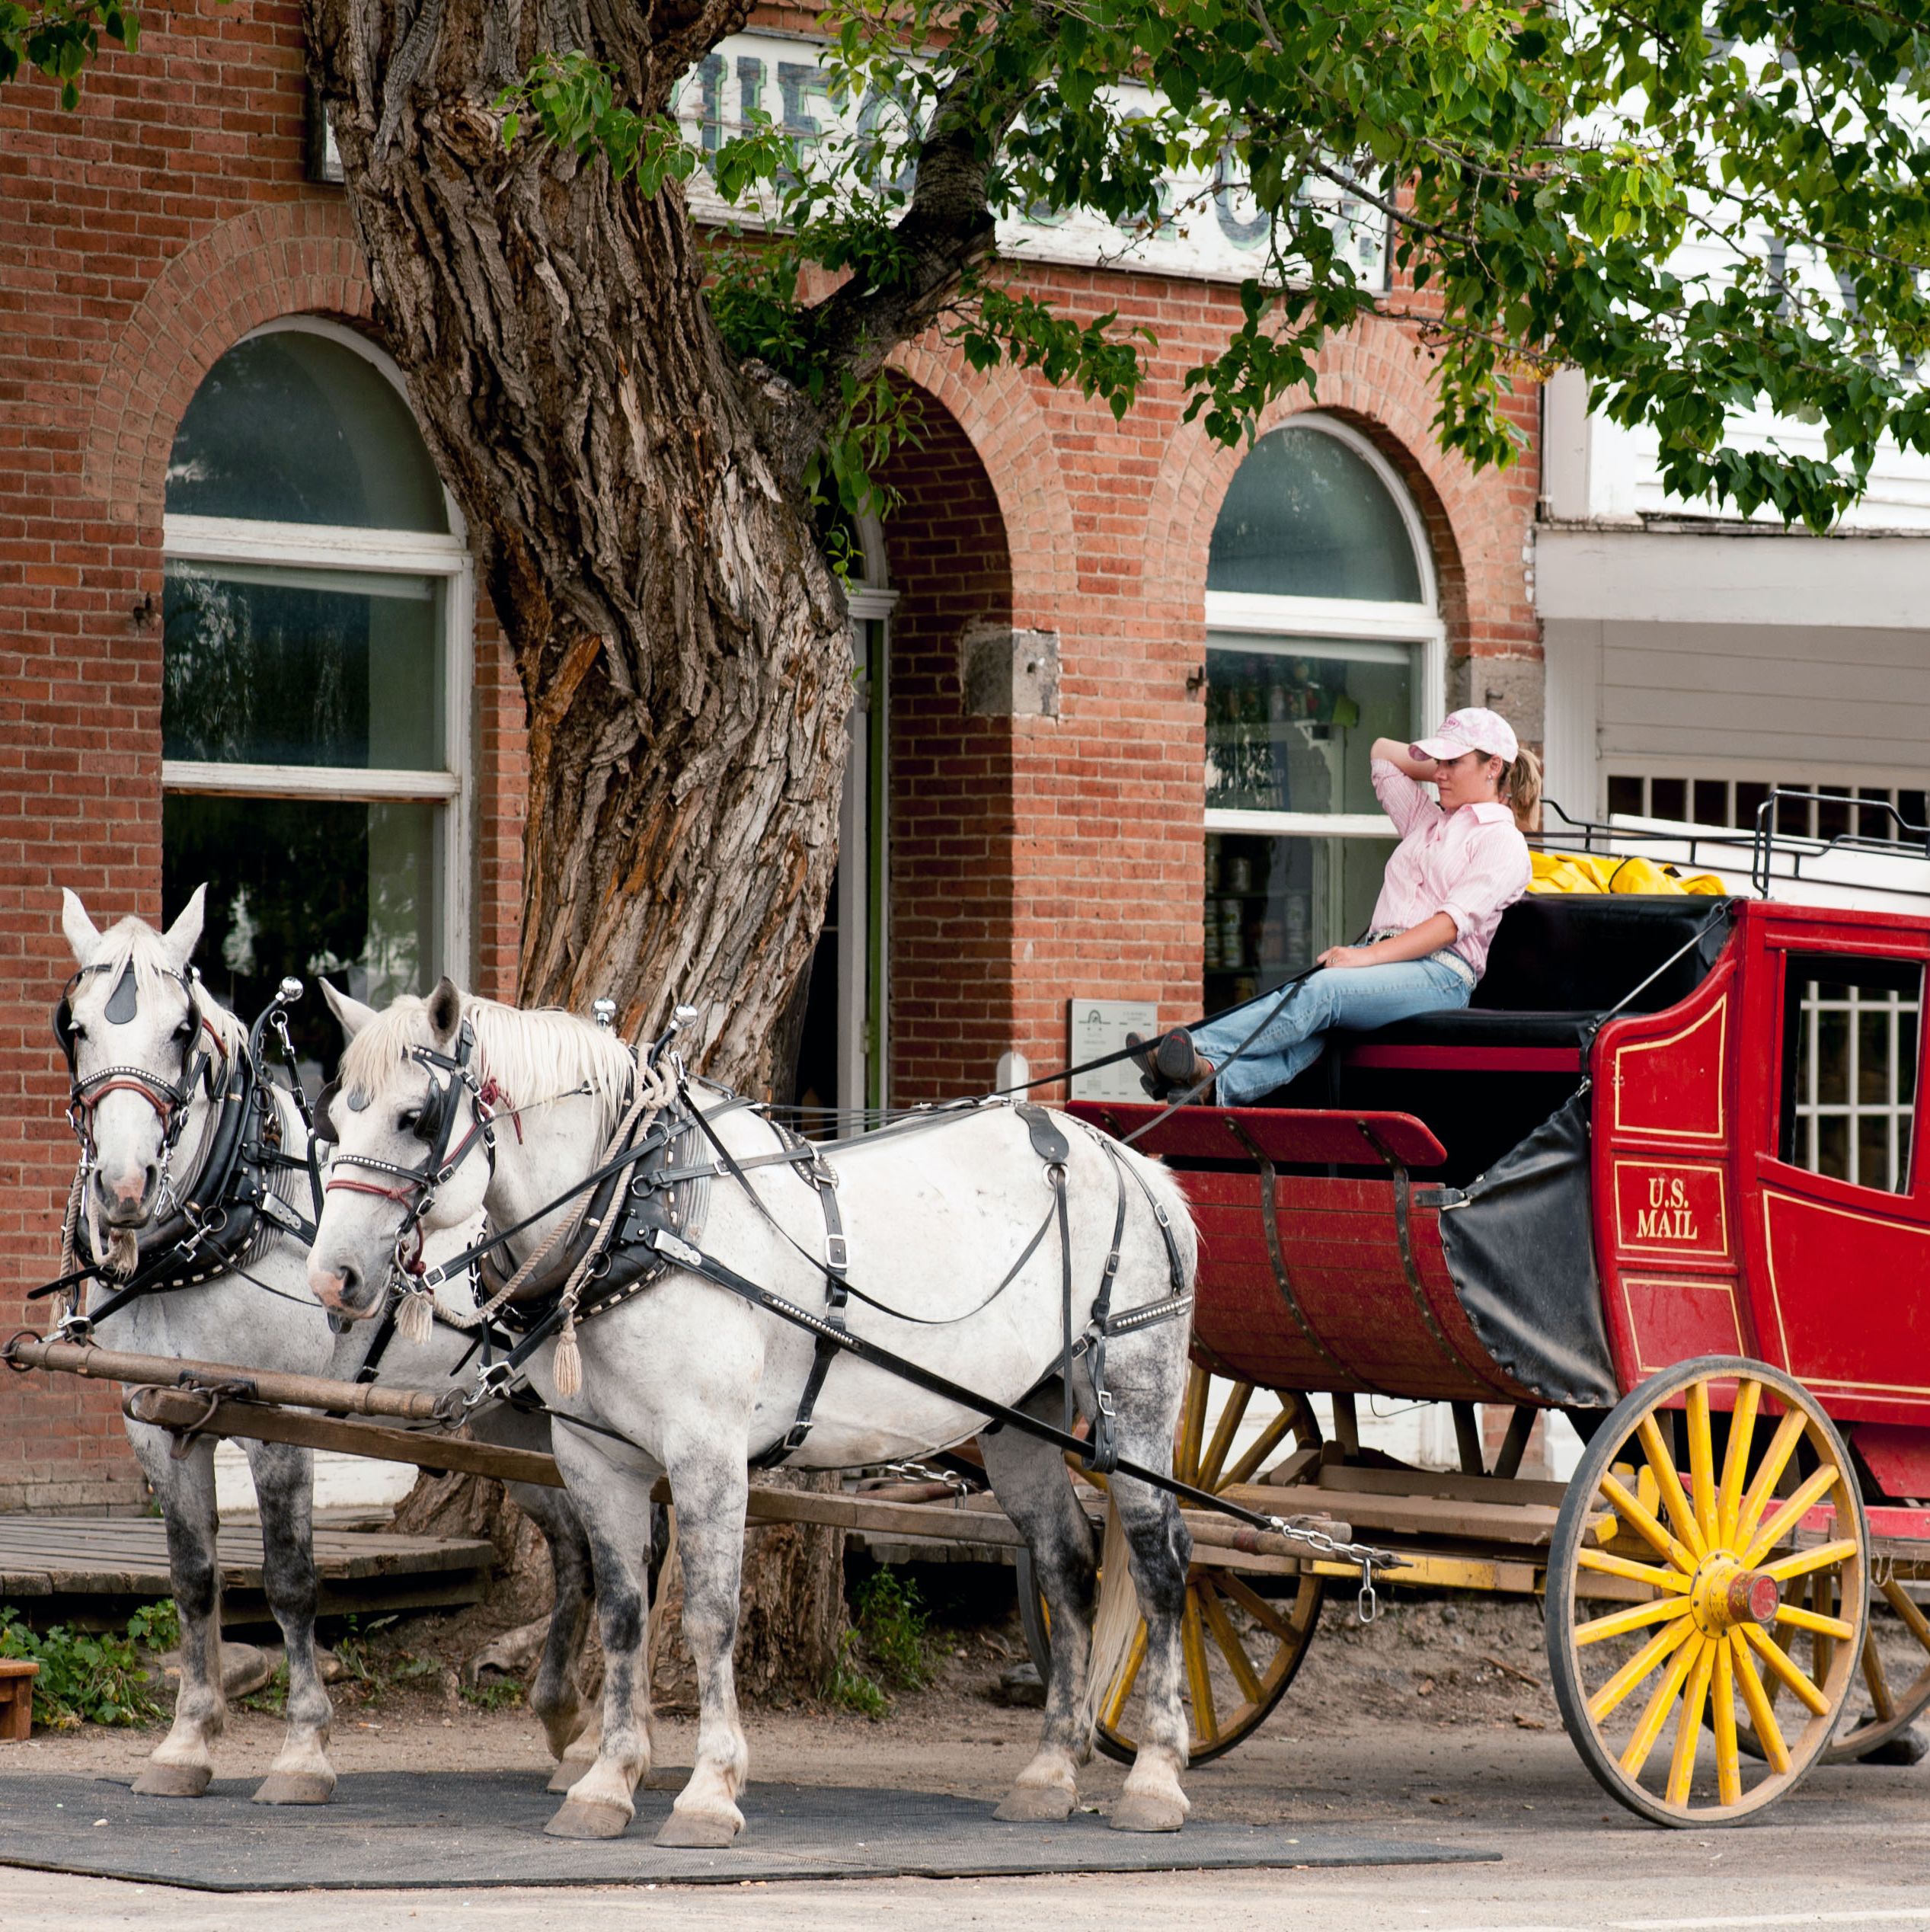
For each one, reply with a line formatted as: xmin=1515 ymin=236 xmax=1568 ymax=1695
xmin=880 ymin=395 xmax=1017 ymax=1102
xmin=0 ymin=5 xmax=529 ymax=1509
xmin=0 ymin=4 xmax=1537 ymax=1505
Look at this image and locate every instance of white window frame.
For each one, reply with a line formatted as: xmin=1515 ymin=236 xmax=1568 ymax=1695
xmin=1204 ymin=414 xmax=1445 ymax=849
xmin=843 ymin=553 xmax=897 ymax=1113
xmin=1787 ymin=970 xmax=1921 ymax=1195
xmin=159 ymin=316 xmax=475 ymax=988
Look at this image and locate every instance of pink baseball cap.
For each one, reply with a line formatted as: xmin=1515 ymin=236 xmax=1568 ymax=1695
xmin=1411 ymin=706 xmax=1519 ymax=765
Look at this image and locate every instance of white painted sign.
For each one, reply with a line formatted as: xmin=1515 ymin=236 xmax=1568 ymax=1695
xmin=672 ymin=33 xmax=1388 ymax=289
xmin=1068 ymin=996 xmax=1162 ymax=1102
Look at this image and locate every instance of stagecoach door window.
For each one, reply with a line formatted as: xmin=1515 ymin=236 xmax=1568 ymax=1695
xmin=1203 ymin=417 xmax=1443 ymax=1004
xmin=1778 ymin=953 xmax=1922 ymax=1195
xmin=158 ymin=319 xmax=471 ymax=1074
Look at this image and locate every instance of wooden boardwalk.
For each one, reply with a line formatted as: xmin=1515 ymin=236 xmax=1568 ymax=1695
xmin=0 ymin=1515 xmax=495 ymax=1626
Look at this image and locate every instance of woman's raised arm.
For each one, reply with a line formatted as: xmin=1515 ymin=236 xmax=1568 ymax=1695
xmin=1370 ymin=737 xmax=1437 ymax=782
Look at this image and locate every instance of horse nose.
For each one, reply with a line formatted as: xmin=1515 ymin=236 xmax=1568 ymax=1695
xmin=95 ymin=1162 xmax=156 ymax=1219
xmin=309 ymin=1261 xmax=359 ymax=1310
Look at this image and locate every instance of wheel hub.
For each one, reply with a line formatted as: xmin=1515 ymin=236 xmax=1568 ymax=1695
xmin=1689 ymin=1556 xmax=1781 ymax=1636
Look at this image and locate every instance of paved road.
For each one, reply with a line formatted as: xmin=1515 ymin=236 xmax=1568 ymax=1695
xmin=4 ymin=1728 xmax=1925 ymax=1930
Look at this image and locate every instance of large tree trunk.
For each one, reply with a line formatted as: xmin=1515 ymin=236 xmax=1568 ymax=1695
xmin=304 ymin=0 xmax=852 ymax=1070
xmin=302 ymin=1 xmax=853 ymax=1693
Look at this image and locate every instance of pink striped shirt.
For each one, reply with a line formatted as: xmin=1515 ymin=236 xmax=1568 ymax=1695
xmin=1369 ymin=760 xmax=1531 ymax=980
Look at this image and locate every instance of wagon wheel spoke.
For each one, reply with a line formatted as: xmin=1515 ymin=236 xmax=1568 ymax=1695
xmin=1620 ymin=1632 xmax=1705 ymax=1777
xmin=1730 ymin=1630 xmax=1792 ymax=1774
xmin=1181 ymin=1587 xmax=1219 ymax=1748
xmin=1197 ymin=1382 xmax=1254 ymax=1492
xmin=1576 ymin=1595 xmax=1695 ymax=1647
xmin=1826 ymin=1575 xmax=1930 ymax=1763
xmin=1599 ymin=1470 xmax=1697 ymax=1572
xmin=1684 ymin=1380 xmax=1718 ymax=1550
xmin=1735 ymin=1409 xmax=1807 ymax=1550
xmin=1711 ymin=1637 xmax=1743 ymax=1806
xmin=1715 ymin=1379 xmax=1761 ymax=1550
xmin=1549 ymin=1358 xmax=1868 ymax=1825
xmin=1099 ymin=1623 xmax=1147 ymax=1731
xmin=1197 ymin=1575 xmax=1265 ymax=1704
xmin=1216 ymin=1568 xmax=1305 ymax=1644
xmin=1861 ymin=1624 xmax=1897 ymax=1722
xmin=1637 ymin=1415 xmax=1707 ymax=1562
xmin=1222 ymin=1400 xmax=1303 ymax=1489
xmin=1743 ymin=1464 xmax=1845 ymax=1569
xmin=1174 ymin=1364 xmax=1212 ymax=1486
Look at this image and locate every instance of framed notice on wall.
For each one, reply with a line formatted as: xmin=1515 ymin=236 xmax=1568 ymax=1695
xmin=1067 ymin=998 xmax=1160 ymax=1102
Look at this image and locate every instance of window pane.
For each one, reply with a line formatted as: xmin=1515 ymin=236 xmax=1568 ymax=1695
xmin=164 ymin=565 xmax=445 ymax=770
xmin=1779 ymin=953 xmax=1921 ymax=1195
xmin=1207 ymin=425 xmax=1424 ymax=602
xmin=1606 ymin=774 xmax=1644 ymax=818
xmin=1205 ymin=831 xmax=1395 ymax=1006
xmin=1205 ymin=638 xmax=1412 ymax=814
xmin=165 ymin=795 xmax=444 ymax=1078
xmin=166 ymin=331 xmax=448 ymax=532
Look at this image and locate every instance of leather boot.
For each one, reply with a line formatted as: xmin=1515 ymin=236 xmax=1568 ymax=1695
xmin=1154 ymin=1028 xmax=1216 ymax=1102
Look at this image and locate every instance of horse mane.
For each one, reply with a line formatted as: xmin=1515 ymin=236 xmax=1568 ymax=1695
xmin=338 ymin=989 xmax=634 ymax=1137
xmin=75 ymin=916 xmax=247 ymax=1056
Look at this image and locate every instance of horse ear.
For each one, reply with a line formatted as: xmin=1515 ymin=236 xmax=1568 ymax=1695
xmin=159 ymin=884 xmax=206 ymax=971
xmin=321 ymin=978 xmax=379 ymax=1041
xmin=427 ymin=976 xmax=462 ymax=1042
xmin=60 ymin=888 xmax=103 ymax=964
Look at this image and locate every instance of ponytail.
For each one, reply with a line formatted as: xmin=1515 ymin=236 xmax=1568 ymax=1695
xmin=1503 ymin=747 xmax=1542 ymax=833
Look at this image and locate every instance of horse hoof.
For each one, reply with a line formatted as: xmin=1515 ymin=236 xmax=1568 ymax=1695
xmin=546 ymin=1762 xmax=579 ymax=1794
xmin=252 ymin=1772 xmax=335 ymax=1806
xmin=1110 ymin=1792 xmax=1187 ymax=1833
xmin=544 ymin=1796 xmax=632 ymax=1839
xmin=994 ymin=1784 xmax=1075 ymax=1823
xmin=655 ymin=1807 xmax=742 ymax=1849
xmin=132 ymin=1762 xmax=212 ymax=1799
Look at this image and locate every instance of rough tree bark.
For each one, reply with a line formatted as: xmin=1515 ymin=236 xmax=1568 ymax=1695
xmin=302 ymin=0 xmax=854 ymax=1070
xmin=299 ymin=0 xmax=1004 ymax=1696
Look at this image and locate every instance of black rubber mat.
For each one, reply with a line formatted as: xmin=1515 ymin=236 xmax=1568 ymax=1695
xmin=0 ymin=1770 xmax=1498 ymax=1890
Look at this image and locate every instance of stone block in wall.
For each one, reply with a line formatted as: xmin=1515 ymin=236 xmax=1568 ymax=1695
xmin=1448 ymin=652 xmax=1545 ymax=747
xmin=960 ymin=623 xmax=1060 ymax=718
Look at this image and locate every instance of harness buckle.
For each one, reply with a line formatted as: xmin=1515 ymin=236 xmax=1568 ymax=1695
xmin=465 ymin=1360 xmax=516 ymax=1412
xmin=825 ymin=1232 xmax=849 ymax=1275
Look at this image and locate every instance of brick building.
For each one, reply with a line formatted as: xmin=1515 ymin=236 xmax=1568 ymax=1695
xmin=0 ymin=8 xmax=1540 ymax=1510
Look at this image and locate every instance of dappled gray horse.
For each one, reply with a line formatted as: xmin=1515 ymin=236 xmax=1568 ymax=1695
xmin=51 ymin=890 xmax=605 ymax=1802
xmin=307 ymin=978 xmax=1200 ymax=1847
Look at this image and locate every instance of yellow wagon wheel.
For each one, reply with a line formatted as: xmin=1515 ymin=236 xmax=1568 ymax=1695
xmin=1018 ymin=1367 xmax=1324 ymax=1765
xmin=1547 ymin=1355 xmax=1868 ymax=1826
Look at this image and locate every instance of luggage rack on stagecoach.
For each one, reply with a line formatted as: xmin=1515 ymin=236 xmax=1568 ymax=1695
xmin=1532 ymin=787 xmax=1930 ymax=904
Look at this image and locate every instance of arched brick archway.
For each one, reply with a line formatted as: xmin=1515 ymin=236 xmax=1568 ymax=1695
xmin=83 ymin=200 xmax=375 ymax=527
xmin=1136 ymin=318 xmax=1538 ymax=683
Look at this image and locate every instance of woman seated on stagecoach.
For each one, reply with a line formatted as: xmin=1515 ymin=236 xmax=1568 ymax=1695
xmin=1133 ymin=707 xmax=1539 ymax=1106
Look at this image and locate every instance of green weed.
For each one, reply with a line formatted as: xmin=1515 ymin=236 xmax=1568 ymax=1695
xmin=822 ymin=1628 xmax=889 ymax=1719
xmin=0 ymin=1602 xmax=171 ymax=1729
xmin=459 ymin=1677 xmax=526 ymax=1710
xmin=852 ymin=1569 xmax=935 ymax=1691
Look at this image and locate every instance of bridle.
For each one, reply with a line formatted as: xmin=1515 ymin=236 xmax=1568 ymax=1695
xmin=319 ymin=1019 xmax=497 ymax=1288
xmin=55 ymin=960 xmax=221 ymax=1200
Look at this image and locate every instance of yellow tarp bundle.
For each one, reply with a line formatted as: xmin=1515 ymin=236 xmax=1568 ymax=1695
xmin=1529 ymin=850 xmax=1727 ymax=897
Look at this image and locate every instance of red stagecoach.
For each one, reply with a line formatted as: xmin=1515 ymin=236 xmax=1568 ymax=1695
xmin=1053 ymin=801 xmax=1930 ymax=1826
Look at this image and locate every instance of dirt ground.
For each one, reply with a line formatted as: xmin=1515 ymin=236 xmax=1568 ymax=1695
xmin=11 ymin=1572 xmax=1917 ymax=1811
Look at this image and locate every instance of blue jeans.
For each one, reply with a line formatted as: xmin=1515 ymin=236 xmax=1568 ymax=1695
xmin=1193 ymin=955 xmax=1474 ymax=1107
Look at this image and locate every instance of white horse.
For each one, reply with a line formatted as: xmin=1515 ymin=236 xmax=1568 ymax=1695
xmin=307 ymin=978 xmax=1201 ymax=1847
xmin=52 ymin=890 xmax=606 ymax=1802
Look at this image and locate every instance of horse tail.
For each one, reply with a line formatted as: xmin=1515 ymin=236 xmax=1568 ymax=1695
xmin=1081 ymin=1495 xmax=1139 ymax=1744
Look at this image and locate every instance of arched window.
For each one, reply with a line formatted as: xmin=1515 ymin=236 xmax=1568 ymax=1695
xmin=160 ymin=320 xmax=471 ymax=1067
xmin=1203 ymin=416 xmax=1443 ymax=1005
